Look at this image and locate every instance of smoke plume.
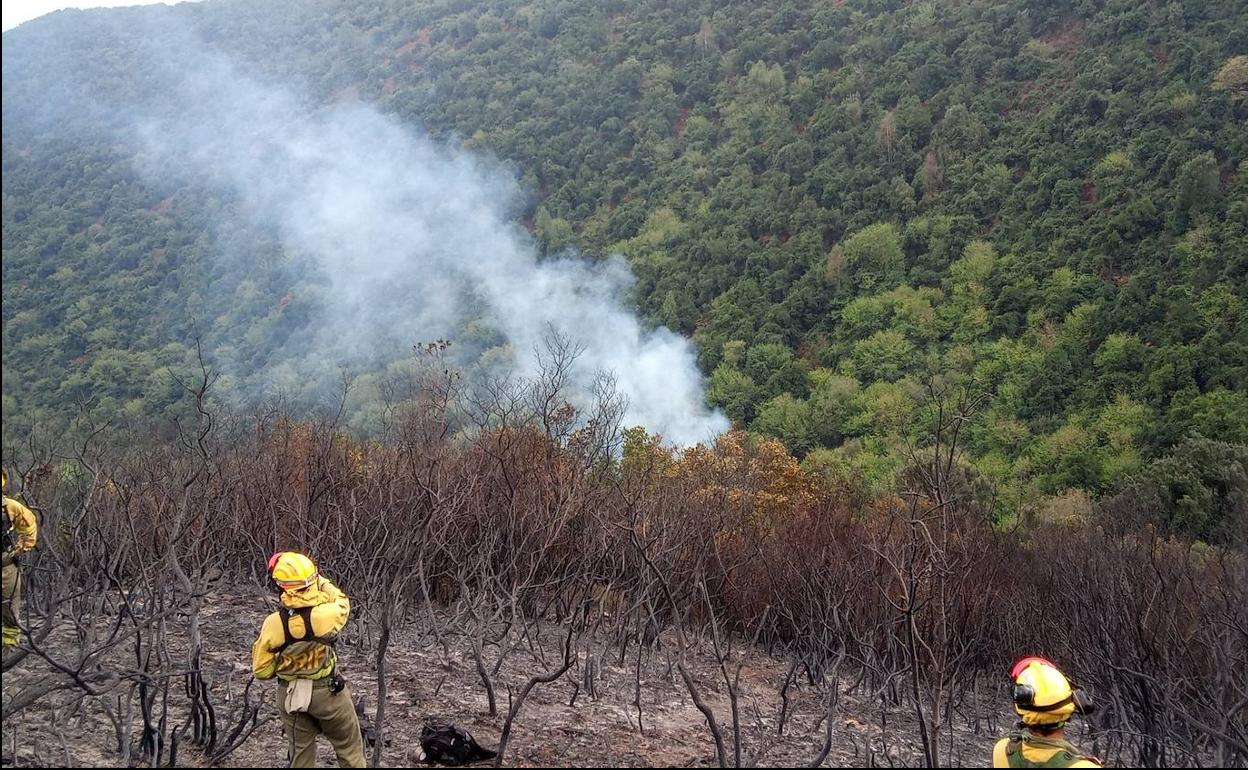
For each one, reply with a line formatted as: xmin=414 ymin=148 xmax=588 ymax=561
xmin=125 ymin=41 xmax=727 ymax=444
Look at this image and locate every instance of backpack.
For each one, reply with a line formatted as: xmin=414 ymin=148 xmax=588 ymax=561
xmin=273 ymin=605 xmax=340 ymax=653
xmin=420 ymin=718 xmax=497 ymax=766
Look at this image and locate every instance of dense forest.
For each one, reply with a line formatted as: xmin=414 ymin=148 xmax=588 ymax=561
xmin=3 ymin=0 xmax=1247 ymax=526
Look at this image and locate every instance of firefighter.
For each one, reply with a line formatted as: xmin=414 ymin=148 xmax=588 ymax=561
xmin=2 ymin=467 xmax=38 ymax=648
xmin=252 ymin=551 xmax=364 ymax=768
xmin=994 ymin=656 xmax=1102 ymax=768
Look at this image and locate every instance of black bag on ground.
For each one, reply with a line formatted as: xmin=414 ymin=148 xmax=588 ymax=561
xmin=420 ymin=718 xmax=498 ymax=765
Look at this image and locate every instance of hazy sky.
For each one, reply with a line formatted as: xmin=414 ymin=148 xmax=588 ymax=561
xmin=3 ymin=1 xmax=181 ymax=31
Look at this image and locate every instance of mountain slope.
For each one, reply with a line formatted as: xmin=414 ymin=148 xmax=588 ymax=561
xmin=3 ymin=0 xmax=1246 ymax=506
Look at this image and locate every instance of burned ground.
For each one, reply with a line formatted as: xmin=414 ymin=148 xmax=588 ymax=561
xmin=3 ymin=592 xmax=1014 ymax=768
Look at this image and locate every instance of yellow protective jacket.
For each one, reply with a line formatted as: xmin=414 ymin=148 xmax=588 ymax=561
xmin=993 ymin=733 xmax=1103 ymax=768
xmin=3 ymin=496 xmax=38 ymax=555
xmin=252 ymin=575 xmax=349 ymax=682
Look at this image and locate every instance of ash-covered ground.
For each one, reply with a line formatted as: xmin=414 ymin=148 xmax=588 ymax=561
xmin=2 ymin=593 xmax=1013 ymax=767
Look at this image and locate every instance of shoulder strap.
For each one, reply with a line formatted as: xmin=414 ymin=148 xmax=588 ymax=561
xmin=1005 ymin=735 xmax=1029 ymax=768
xmin=1040 ymin=750 xmax=1071 ymax=768
xmin=1040 ymin=749 xmax=1082 ymax=768
xmin=2 ymin=498 xmax=13 ymax=548
xmin=273 ymin=606 xmax=339 ymax=654
xmin=1009 ymin=733 xmax=1092 ymax=769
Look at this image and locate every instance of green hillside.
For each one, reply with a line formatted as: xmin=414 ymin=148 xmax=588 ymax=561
xmin=3 ymin=0 xmax=1246 ymax=512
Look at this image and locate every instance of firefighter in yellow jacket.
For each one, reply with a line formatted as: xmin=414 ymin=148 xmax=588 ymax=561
xmin=3 ymin=468 xmax=39 ymax=647
xmin=253 ymin=551 xmax=365 ymax=768
xmin=993 ymin=657 xmax=1103 ymax=768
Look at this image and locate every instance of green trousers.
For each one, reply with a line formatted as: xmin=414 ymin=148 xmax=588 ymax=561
xmin=2 ymin=560 xmax=20 ymax=646
xmin=277 ymin=677 xmax=366 ymax=768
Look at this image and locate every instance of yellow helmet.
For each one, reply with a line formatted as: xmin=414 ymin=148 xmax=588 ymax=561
xmin=1 ymin=467 xmax=6 ymax=492
xmin=267 ymin=551 xmax=319 ymax=591
xmin=1011 ymin=657 xmax=1080 ymax=726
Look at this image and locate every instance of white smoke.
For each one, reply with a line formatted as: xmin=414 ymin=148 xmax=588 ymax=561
xmin=134 ymin=53 xmax=728 ymax=445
